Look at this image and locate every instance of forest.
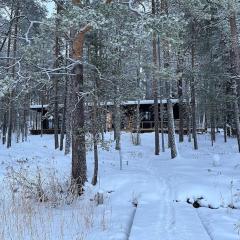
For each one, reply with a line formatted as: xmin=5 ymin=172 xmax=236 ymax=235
xmin=0 ymin=0 xmax=240 ymax=239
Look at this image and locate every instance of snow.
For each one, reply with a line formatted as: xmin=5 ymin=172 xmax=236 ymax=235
xmin=0 ymin=132 xmax=240 ymax=239
xmin=30 ymin=98 xmax=179 ymax=110
xmin=30 ymin=104 xmax=49 ymax=109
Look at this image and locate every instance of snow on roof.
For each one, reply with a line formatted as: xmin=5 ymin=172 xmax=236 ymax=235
xmin=30 ymin=104 xmax=48 ymax=109
xmin=99 ymin=99 xmax=179 ymax=106
xmin=30 ymin=99 xmax=179 ymax=109
xmin=121 ymin=99 xmax=179 ymax=105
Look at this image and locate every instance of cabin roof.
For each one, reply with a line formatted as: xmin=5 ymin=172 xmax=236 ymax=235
xmin=30 ymin=99 xmax=179 ymax=110
xmin=119 ymin=99 xmax=179 ymax=105
xmin=30 ymin=104 xmax=49 ymax=109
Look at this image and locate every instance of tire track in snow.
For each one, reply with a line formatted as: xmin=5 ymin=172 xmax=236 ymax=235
xmin=196 ymin=209 xmax=214 ymax=240
xmin=146 ymin=160 xmax=176 ymax=240
xmin=128 ymin=157 xmax=175 ymax=240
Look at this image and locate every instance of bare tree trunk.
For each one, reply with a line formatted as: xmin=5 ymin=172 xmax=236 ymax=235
xmin=152 ymin=0 xmax=160 ymax=155
xmin=65 ymin=76 xmax=72 ymax=155
xmin=60 ymin=78 xmax=67 ymax=151
xmin=135 ymin=100 xmax=141 ymax=145
xmin=53 ymin=68 xmax=59 ymax=149
xmin=224 ymin=118 xmax=227 ymax=143
xmin=16 ymin=108 xmax=20 ymax=143
xmin=60 ymin=44 xmax=69 ymax=151
xmin=2 ymin=111 xmax=7 ymax=144
xmin=23 ymin=95 xmax=28 ymax=141
xmin=71 ymin=63 xmax=86 ymax=193
xmin=167 ymin=99 xmax=177 ymax=158
xmin=157 ymin=35 xmax=165 ymax=151
xmin=6 ymin=8 xmax=13 ymax=148
xmin=71 ymin=15 xmax=90 ymax=192
xmin=210 ymin=102 xmax=216 ymax=146
xmin=161 ymin=0 xmax=177 ymax=158
xmin=186 ymin=82 xmax=192 ymax=143
xmin=114 ymin=100 xmax=121 ymax=150
xmin=41 ymin=97 xmax=44 ymax=137
xmin=7 ymin=97 xmax=13 ymax=148
xmin=233 ymin=82 xmax=240 ymax=152
xmin=134 ymin=51 xmax=141 ymax=145
xmin=91 ymin=91 xmax=98 ymax=186
xmin=229 ymin=4 xmax=240 ymax=152
xmin=191 ymin=28 xmax=198 ymax=150
xmin=177 ymin=53 xmax=184 ymax=143
xmin=53 ymin=3 xmax=62 ymax=149
xmin=160 ymin=99 xmax=165 ymax=152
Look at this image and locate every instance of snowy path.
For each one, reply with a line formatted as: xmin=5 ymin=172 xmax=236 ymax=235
xmin=0 ymin=133 xmax=240 ymax=240
xmin=129 ymin=155 xmax=212 ymax=240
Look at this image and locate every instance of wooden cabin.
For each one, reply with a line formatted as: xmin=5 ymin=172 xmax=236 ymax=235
xmin=30 ymin=99 xmax=182 ymax=135
xmin=30 ymin=104 xmax=62 ymax=135
xmin=106 ymin=99 xmax=181 ymax=133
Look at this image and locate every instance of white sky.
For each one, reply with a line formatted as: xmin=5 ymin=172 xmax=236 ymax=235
xmin=45 ymin=1 xmax=55 ymax=17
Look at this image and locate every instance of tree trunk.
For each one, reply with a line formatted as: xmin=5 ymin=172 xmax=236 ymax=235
xmin=60 ymin=77 xmax=67 ymax=151
xmin=162 ymin=0 xmax=177 ymax=158
xmin=177 ymin=53 xmax=184 ymax=143
xmin=152 ymin=0 xmax=160 ymax=155
xmin=23 ymin=95 xmax=28 ymax=141
xmin=210 ymin=102 xmax=216 ymax=146
xmin=7 ymin=93 xmax=13 ymax=148
xmin=70 ymin=12 xmax=90 ymax=191
xmin=41 ymin=97 xmax=44 ymax=137
xmin=71 ymin=63 xmax=87 ymax=193
xmin=134 ymin=51 xmax=141 ymax=145
xmin=229 ymin=4 xmax=240 ymax=152
xmin=2 ymin=111 xmax=7 ymax=145
xmin=91 ymin=93 xmax=98 ymax=186
xmin=53 ymin=3 xmax=62 ymax=149
xmin=167 ymin=99 xmax=177 ymax=158
xmin=65 ymin=74 xmax=72 ymax=155
xmin=114 ymin=101 xmax=121 ymax=150
xmin=16 ymin=108 xmax=20 ymax=143
xmin=157 ymin=35 xmax=165 ymax=151
xmin=191 ymin=28 xmax=198 ymax=150
xmin=7 ymin=5 xmax=19 ymax=148
xmin=60 ymin=44 xmax=69 ymax=151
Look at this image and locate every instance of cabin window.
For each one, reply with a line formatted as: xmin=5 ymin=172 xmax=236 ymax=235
xmin=144 ymin=111 xmax=151 ymax=120
xmin=48 ymin=116 xmax=53 ymax=129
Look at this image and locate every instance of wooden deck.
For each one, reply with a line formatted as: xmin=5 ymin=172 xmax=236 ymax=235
xmin=127 ymin=120 xmax=205 ymax=133
xmin=130 ymin=128 xmax=206 ymax=133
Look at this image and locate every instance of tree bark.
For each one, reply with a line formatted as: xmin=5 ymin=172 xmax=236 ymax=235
xmin=65 ymin=71 xmax=72 ymax=155
xmin=229 ymin=4 xmax=240 ymax=152
xmin=114 ymin=100 xmax=121 ymax=150
xmin=177 ymin=52 xmax=184 ymax=143
xmin=191 ymin=24 xmax=198 ymax=150
xmin=2 ymin=111 xmax=7 ymax=145
xmin=71 ymin=63 xmax=86 ymax=193
xmin=157 ymin=35 xmax=165 ymax=151
xmin=167 ymin=99 xmax=177 ymax=158
xmin=162 ymin=0 xmax=177 ymax=158
xmin=71 ymin=6 xmax=90 ymax=191
xmin=60 ymin=77 xmax=67 ymax=151
xmin=7 ymin=5 xmax=19 ymax=148
xmin=53 ymin=3 xmax=62 ymax=149
xmin=91 ymin=91 xmax=98 ymax=186
xmin=152 ymin=0 xmax=160 ymax=155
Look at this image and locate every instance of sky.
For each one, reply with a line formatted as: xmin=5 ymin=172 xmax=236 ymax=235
xmin=45 ymin=1 xmax=55 ymax=17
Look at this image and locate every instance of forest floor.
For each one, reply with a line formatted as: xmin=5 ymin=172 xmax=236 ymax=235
xmin=0 ymin=132 xmax=240 ymax=239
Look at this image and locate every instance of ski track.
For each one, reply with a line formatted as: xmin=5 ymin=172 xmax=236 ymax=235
xmin=196 ymin=209 xmax=214 ymax=240
xmin=146 ymin=159 xmax=175 ymax=240
xmin=129 ymin=151 xmax=212 ymax=240
xmin=129 ymin=155 xmax=175 ymax=240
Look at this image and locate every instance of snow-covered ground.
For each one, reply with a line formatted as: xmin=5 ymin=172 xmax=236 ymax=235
xmin=0 ymin=132 xmax=240 ymax=240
